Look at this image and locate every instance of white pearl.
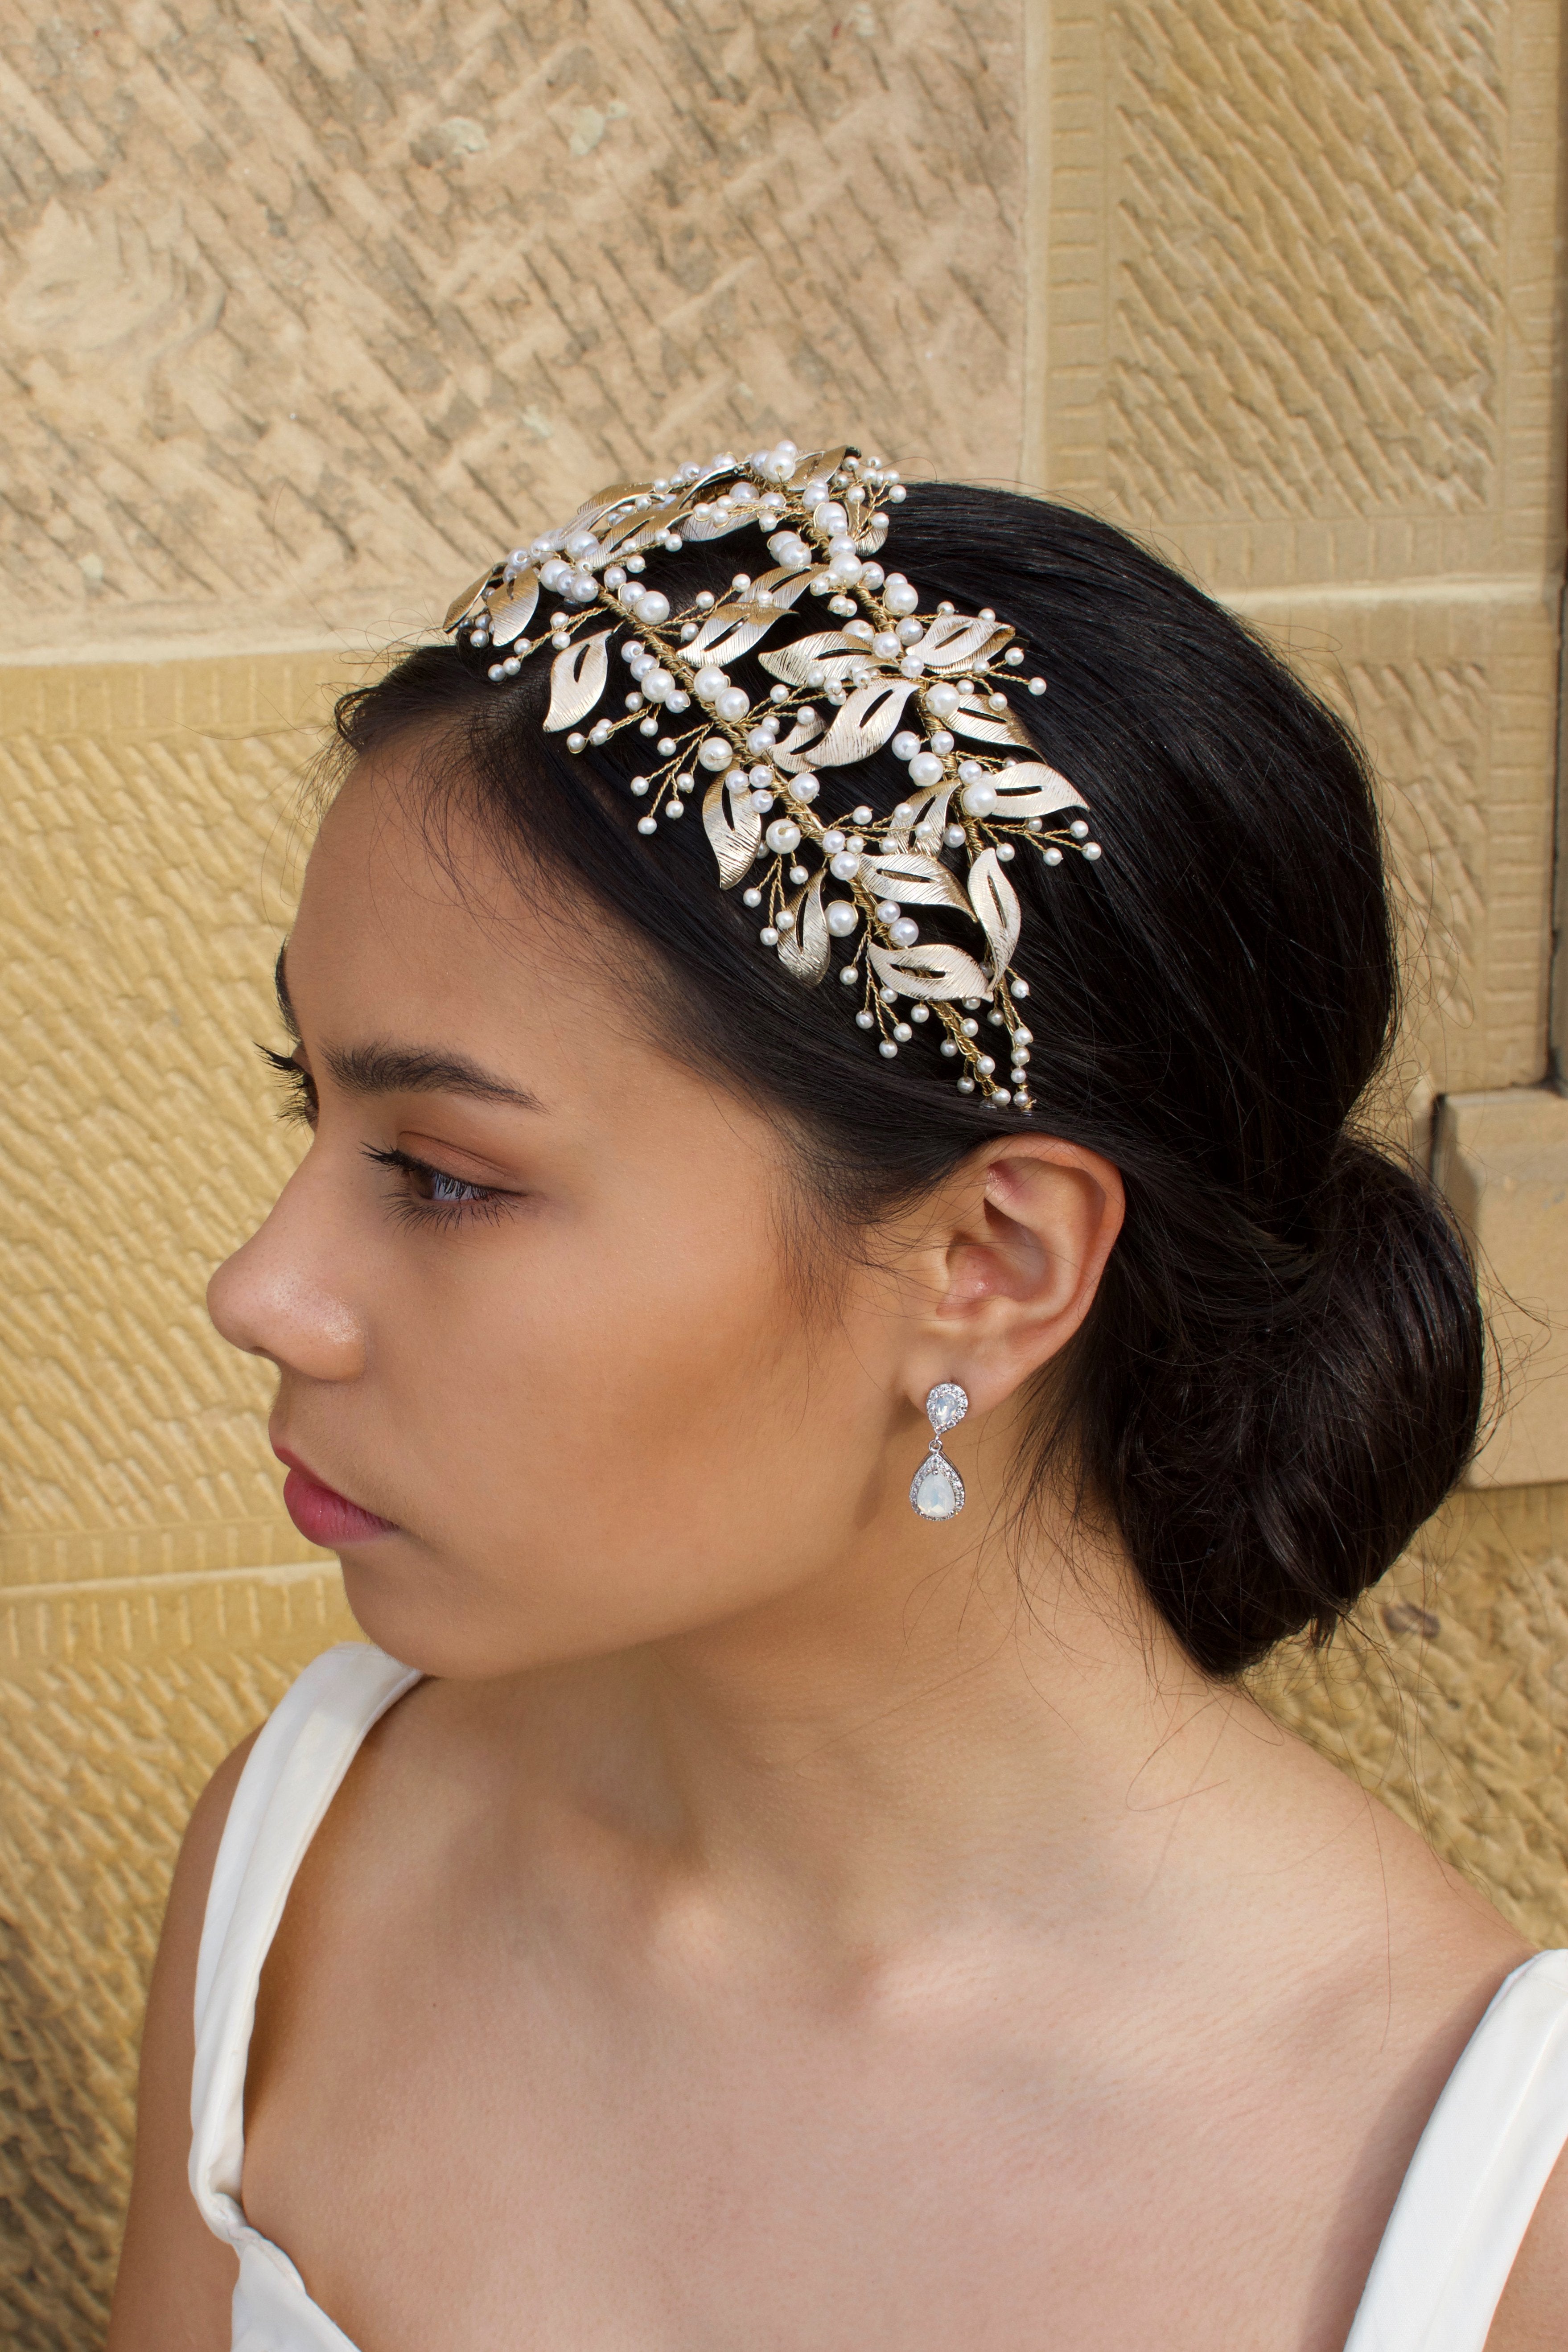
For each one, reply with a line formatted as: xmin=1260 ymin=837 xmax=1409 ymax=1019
xmin=940 ymin=1039 xmax=957 ymax=1057
xmin=664 ymin=799 xmax=683 ymax=818
xmin=637 ymin=816 xmax=657 ymax=834
xmin=716 ymin=687 xmax=750 ymax=722
xmin=896 ymin=618 xmax=923 ymax=646
xmin=892 ymin=801 xmax=914 ymax=823
xmin=988 ymin=693 xmax=1008 ymax=713
xmin=852 ymin=805 xmax=873 ymax=823
xmin=1044 ymin=846 xmax=1063 ymax=865
xmin=884 ymin=580 xmax=919 ymax=616
xmin=750 ymin=791 xmax=774 ymax=811
xmin=658 ymin=736 xmax=678 ymax=755
xmin=760 ymin=925 xmax=779 ymax=946
xmin=993 ymin=1088 xmax=1012 ymax=1105
xmin=956 ymin=1075 xmax=974 ymax=1092
xmin=929 ymin=731 xmax=955 ymax=755
xmin=961 ymin=1018 xmax=979 ymax=1037
xmin=1070 ymin=819 xmax=1090 ymax=839
xmin=743 ymin=887 xmax=762 ymax=906
xmin=912 ymin=1006 xmax=929 ymax=1022
xmin=814 ymin=500 xmax=848 ymax=534
xmin=790 ymin=863 xmax=809 ymax=884
xmin=1029 ymin=677 xmax=1047 ymax=695
xmin=564 ymin=570 xmax=597 ymax=602
xmin=566 ymin=732 xmax=586 ymax=752
xmin=827 ymin=555 xmax=863 ymax=587
xmin=1004 ymin=648 xmax=1024 ymax=666
xmin=961 ymin=780 xmax=997 ymax=816
xmin=698 ymin=736 xmax=733 ymax=770
xmin=907 ymin=752 xmax=944 ymax=789
xmin=977 ymin=1056 xmax=995 ymax=1075
xmin=889 ymin=917 xmax=920 ymax=948
xmin=927 ymin=681 xmax=961 ymax=718
xmin=879 ymin=1040 xmax=898 ymax=1057
xmin=881 ymin=988 xmax=897 ymax=1004
xmin=630 ymin=777 xmax=650 ymax=796
xmin=564 ymin=529 xmax=601 ymax=560
xmin=487 ymin=662 xmax=505 ymax=680
xmin=856 ymin=1011 xmax=875 ymax=1029
xmin=776 ymin=907 xmax=795 ymax=929
xmin=890 ymin=731 xmax=920 ymax=762
xmin=840 ymin=964 xmax=860 ymax=985
xmin=787 ymin=776 xmax=821 ymax=806
xmin=645 ymin=670 xmax=675 ymax=702
xmin=1011 ymin=980 xmax=1031 ymax=998
xmin=538 ymin=558 xmax=571 ymax=590
xmin=693 ymin=666 xmax=728 ymax=703
xmin=893 ymin=1021 xmax=913 ymax=1042
xmin=830 ymin=851 xmax=860 ymax=881
xmin=667 ymin=691 xmax=691 ymax=711
xmin=638 ymin=591 xmax=671 ymax=625
xmin=875 ymin=899 xmax=901 ymax=922
xmin=529 ymin=535 xmax=559 ymax=563
xmin=872 ymin=631 xmax=901 ymax=659
xmin=1083 ymin=842 xmax=1103 ymax=860
xmin=996 ymin=843 xmax=1015 ymax=861
xmin=959 ymin=760 xmax=984 ymax=782
xmin=675 ymin=772 xmax=694 ymax=792
xmin=765 ymin=818 xmax=802 ymax=853
xmin=899 ymin=655 xmax=925 ymax=679
xmin=826 ymin=901 xmax=859 ymax=937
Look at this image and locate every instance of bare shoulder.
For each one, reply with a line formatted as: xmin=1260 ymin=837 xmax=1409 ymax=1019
xmin=1486 ymin=2138 xmax=1568 ymax=2350
xmin=105 ymin=1731 xmax=259 ymax=2352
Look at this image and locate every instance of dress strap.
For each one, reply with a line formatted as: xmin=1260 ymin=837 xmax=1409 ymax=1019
xmin=189 ymin=1641 xmax=422 ymax=2245
xmin=1345 ymin=1949 xmax=1568 ymax=2352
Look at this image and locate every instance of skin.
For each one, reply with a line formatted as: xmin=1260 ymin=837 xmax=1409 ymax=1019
xmin=109 ymin=750 xmax=1566 ymax=2351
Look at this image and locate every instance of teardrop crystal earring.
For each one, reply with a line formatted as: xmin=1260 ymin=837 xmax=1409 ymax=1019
xmin=910 ymin=1383 xmax=968 ymax=1520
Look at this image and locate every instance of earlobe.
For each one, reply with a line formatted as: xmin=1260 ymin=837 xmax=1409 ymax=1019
xmin=907 ymin=1137 xmax=1124 ymax=1414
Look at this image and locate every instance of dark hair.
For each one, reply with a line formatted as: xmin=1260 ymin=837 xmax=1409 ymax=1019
xmin=330 ymin=485 xmax=1484 ymax=1677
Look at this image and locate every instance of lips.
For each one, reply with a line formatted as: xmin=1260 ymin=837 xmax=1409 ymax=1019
xmin=274 ymin=1447 xmax=398 ymax=1546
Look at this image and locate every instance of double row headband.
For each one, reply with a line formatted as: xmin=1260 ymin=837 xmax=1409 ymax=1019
xmin=443 ymin=439 xmax=1101 ymax=1107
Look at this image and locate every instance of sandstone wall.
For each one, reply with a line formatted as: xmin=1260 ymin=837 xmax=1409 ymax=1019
xmin=1 ymin=0 xmax=1564 ymax=2335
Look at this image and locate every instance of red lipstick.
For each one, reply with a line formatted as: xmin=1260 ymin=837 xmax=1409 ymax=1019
xmin=274 ymin=1447 xmax=398 ymax=1546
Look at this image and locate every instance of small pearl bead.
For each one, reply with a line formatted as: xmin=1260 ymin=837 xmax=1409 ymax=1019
xmin=912 ymin=1006 xmax=929 ymax=1023
xmin=664 ymin=799 xmax=683 ymax=818
xmin=977 ymin=1056 xmax=995 ymax=1075
xmin=698 ymin=736 xmax=733 ymax=770
xmin=839 ymin=964 xmax=860 ymax=985
xmin=830 ymin=851 xmax=860 ymax=880
xmin=891 ymin=732 xmax=920 ymax=762
xmin=961 ymin=1018 xmax=979 ymax=1037
xmin=750 ymin=790 xmax=774 ymax=812
xmin=956 ymin=1076 xmax=974 ymax=1093
xmin=694 ymin=666 xmax=728 ymax=703
xmin=743 ymin=888 xmax=762 ymax=906
xmin=826 ymin=901 xmax=859 ymax=937
xmin=899 ymin=655 xmax=925 ymax=678
xmin=1029 ymin=677 xmax=1047 ymax=695
xmin=790 ymin=864 xmax=809 ymax=884
xmin=988 ymin=693 xmax=1008 ymax=713
xmin=639 ymin=718 xmax=658 ymax=736
xmin=852 ymin=805 xmax=873 ymax=823
xmin=961 ymin=780 xmax=997 ymax=816
xmin=765 ymin=818 xmax=802 ymax=854
xmin=929 ymin=731 xmax=955 ymax=755
xmin=907 ymin=752 xmax=944 ymax=789
xmin=658 ymin=736 xmax=677 ymax=756
xmin=872 ymin=632 xmax=901 ymax=659
xmin=940 ymin=1039 xmax=957 ymax=1057
xmin=1045 ymin=846 xmax=1063 ymax=865
xmin=630 ymin=777 xmax=650 ymax=796
xmin=637 ymin=592 xmax=670 ymax=625
xmin=1083 ymin=842 xmax=1103 ymax=859
xmin=992 ymin=1087 xmax=1012 ymax=1105
xmin=1010 ymin=980 xmax=1031 ymax=999
xmin=567 ymin=732 xmax=586 ymax=752
xmin=776 ymin=908 xmax=795 ymax=929
xmin=1004 ymin=648 xmax=1024 ymax=666
xmin=676 ymin=773 xmax=695 ymax=793
xmin=1070 ymin=819 xmax=1090 ymax=839
xmin=885 ymin=581 xmax=919 ymax=616
xmin=855 ymin=1011 xmax=875 ymax=1029
xmin=896 ymin=618 xmax=923 ymax=646
xmin=889 ymin=917 xmax=919 ymax=948
xmin=881 ymin=987 xmax=897 ymax=1004
xmin=637 ymin=816 xmax=657 ymax=834
xmin=892 ymin=1021 xmax=913 ymax=1043
xmin=879 ymin=1040 xmax=898 ymax=1057
xmin=759 ymin=925 xmax=779 ymax=946
xmin=716 ymin=687 xmax=750 ymax=722
xmin=944 ymin=825 xmax=966 ymax=847
xmin=996 ymin=843 xmax=1015 ymax=861
xmin=927 ymin=682 xmax=960 ymax=718
xmin=822 ymin=829 xmax=846 ymax=853
xmin=875 ymin=899 xmax=900 ymax=923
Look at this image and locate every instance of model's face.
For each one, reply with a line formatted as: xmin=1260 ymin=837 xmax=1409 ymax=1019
xmin=208 ymin=753 xmax=950 ymax=1678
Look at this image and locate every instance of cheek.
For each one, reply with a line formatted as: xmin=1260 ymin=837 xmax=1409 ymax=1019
xmin=351 ymin=1190 xmax=878 ymax=1665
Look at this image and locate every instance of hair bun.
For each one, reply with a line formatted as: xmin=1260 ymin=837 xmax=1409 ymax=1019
xmin=1106 ymin=1136 xmax=1486 ymax=1676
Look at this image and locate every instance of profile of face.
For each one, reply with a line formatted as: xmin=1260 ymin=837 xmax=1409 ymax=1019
xmin=207 ymin=752 xmax=1124 ymax=1681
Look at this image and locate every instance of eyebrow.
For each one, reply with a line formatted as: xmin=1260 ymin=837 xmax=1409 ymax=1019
xmin=274 ymin=943 xmax=543 ymax=1113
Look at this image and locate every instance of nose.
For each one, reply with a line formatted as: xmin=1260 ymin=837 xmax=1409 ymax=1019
xmin=207 ymin=1162 xmax=368 ymax=1382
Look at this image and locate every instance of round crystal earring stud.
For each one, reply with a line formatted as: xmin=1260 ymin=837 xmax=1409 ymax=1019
xmin=910 ymin=1383 xmax=968 ymax=1520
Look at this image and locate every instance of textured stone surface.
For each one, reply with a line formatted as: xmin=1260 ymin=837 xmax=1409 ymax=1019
xmin=0 ymin=0 xmax=1025 ymax=657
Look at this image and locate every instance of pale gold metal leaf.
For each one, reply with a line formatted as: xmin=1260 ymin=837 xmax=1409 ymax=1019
xmin=681 ymin=500 xmax=764 ymax=543
xmin=759 ymin=631 xmax=865 ymax=686
xmin=750 ymin=563 xmax=824 ymax=611
xmin=868 ymin=942 xmax=994 ymax=1002
xmin=914 ymin=615 xmax=1014 ymax=672
xmin=788 ymin=446 xmax=849 ymax=489
xmin=989 ymin=760 xmax=1087 ymax=818
xmin=968 ymin=848 xmax=1021 ymax=975
xmin=886 ymin=784 xmax=953 ymax=848
xmin=485 ymin=573 xmax=539 ymax=646
xmin=804 ymin=677 xmax=920 ymax=768
xmin=770 ymin=709 xmax=826 ymax=776
xmin=858 ymin=851 xmax=970 ymax=910
xmin=684 ymin=609 xmax=778 ymax=666
xmin=444 ymin=571 xmax=495 ymax=632
xmin=543 ymin=631 xmax=612 ymax=732
xmin=702 ymin=774 xmax=762 ymax=888
xmin=778 ymin=874 xmax=830 ymax=986
xmin=950 ymin=694 xmax=1029 ymax=748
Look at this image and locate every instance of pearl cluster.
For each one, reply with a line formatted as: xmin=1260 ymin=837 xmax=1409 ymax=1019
xmin=443 ymin=440 xmax=1102 ymax=1106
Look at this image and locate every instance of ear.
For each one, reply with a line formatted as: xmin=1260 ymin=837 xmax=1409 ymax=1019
xmin=901 ymin=1135 xmax=1124 ymax=1415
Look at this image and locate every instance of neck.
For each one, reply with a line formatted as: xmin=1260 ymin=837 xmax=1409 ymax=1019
xmin=484 ymin=1500 xmax=1275 ymax=1952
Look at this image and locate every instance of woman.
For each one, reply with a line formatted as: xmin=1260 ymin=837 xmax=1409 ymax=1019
xmin=108 ymin=444 xmax=1567 ymax=2350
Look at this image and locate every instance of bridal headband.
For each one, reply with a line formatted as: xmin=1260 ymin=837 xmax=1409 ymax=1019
xmin=442 ymin=440 xmax=1101 ymax=1108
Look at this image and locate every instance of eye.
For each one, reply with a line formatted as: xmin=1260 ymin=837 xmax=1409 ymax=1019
xmin=258 ymin=1043 xmax=317 ymax=1127
xmin=361 ymin=1145 xmax=521 ymax=1231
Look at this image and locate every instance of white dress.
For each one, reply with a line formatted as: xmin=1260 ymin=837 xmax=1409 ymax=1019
xmin=189 ymin=1643 xmax=1568 ymax=2352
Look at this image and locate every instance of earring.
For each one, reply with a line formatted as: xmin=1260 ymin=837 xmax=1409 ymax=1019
xmin=910 ymin=1383 xmax=968 ymax=1520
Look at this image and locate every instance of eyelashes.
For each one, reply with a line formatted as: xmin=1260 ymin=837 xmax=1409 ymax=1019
xmin=258 ymin=1043 xmax=317 ymax=1127
xmin=255 ymin=1044 xmax=519 ymax=1233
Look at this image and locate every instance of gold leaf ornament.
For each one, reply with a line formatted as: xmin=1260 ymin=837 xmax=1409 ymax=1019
xmin=778 ymin=875 xmax=831 ymax=985
xmin=967 ymin=847 xmax=1022 ymax=975
xmin=702 ymin=773 xmax=763 ymax=888
xmin=758 ymin=631 xmax=866 ymax=687
xmin=804 ymin=677 xmax=921 ymax=768
xmin=444 ymin=571 xmax=495 ymax=632
xmin=988 ymin=761 xmax=1087 ymax=818
xmin=485 ymin=572 xmax=540 ymax=647
xmin=858 ymin=850 xmax=970 ymax=910
xmin=770 ymin=709 xmax=826 ymax=775
xmin=949 ymin=692 xmax=1029 ymax=749
xmin=913 ymin=614 xmax=1013 ymax=672
xmin=868 ymin=941 xmax=995 ymax=1002
xmin=543 ymin=632 xmax=613 ymax=732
